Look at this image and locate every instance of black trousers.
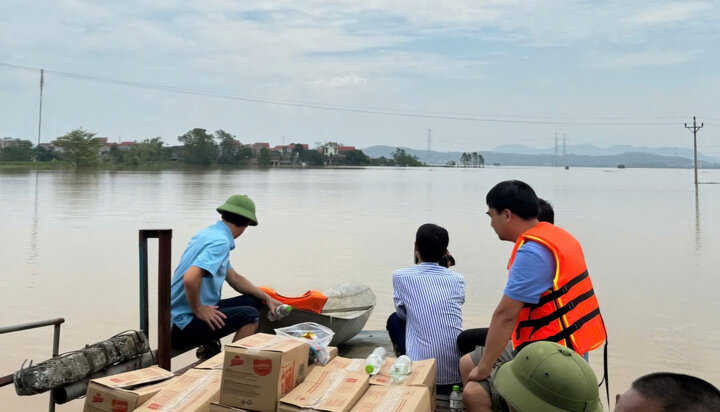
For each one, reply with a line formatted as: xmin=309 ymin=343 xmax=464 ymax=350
xmin=171 ymin=295 xmax=263 ymax=350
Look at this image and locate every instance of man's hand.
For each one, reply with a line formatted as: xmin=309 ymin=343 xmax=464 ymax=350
xmin=265 ymin=296 xmax=283 ymax=314
xmin=468 ymin=363 xmax=493 ymax=382
xmin=194 ymin=305 xmax=226 ymax=330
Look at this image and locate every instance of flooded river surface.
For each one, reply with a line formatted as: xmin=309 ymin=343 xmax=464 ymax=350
xmin=1 ymin=166 xmax=719 ymax=410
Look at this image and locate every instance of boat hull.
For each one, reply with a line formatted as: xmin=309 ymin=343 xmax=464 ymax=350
xmin=257 ymin=307 xmax=374 ymax=346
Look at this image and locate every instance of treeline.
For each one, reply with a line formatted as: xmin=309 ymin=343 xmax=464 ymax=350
xmin=0 ymin=128 xmax=424 ymax=169
xmin=459 ymin=152 xmax=485 ymax=167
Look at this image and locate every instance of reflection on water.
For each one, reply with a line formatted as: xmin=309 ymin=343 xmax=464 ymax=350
xmin=27 ymin=172 xmax=39 ymax=280
xmin=1 ymin=167 xmax=719 ymax=411
xmin=695 ymin=185 xmax=701 ymax=253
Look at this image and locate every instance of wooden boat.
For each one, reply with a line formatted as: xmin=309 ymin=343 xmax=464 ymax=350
xmin=257 ymin=283 xmax=375 ymax=346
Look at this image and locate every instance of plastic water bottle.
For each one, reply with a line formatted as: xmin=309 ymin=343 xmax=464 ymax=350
xmin=267 ymin=304 xmax=292 ymax=321
xmin=389 ymin=355 xmax=412 ymax=383
xmin=449 ymin=385 xmax=463 ymax=411
xmin=364 ymin=347 xmax=388 ymax=375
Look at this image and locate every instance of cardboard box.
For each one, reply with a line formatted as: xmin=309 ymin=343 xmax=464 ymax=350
xmin=368 ymin=358 xmax=436 ymax=410
xmin=219 ymin=333 xmax=310 ymax=412
xmin=327 ymin=346 xmax=338 ymax=362
xmin=278 ymin=366 xmax=369 ymax=412
xmin=196 ymin=351 xmax=225 ymax=370
xmin=368 ymin=358 xmax=436 ymax=389
xmin=350 ymin=385 xmax=432 ymax=412
xmin=136 ymin=369 xmax=222 ymax=412
xmin=83 ymin=366 xmax=176 ymax=412
xmin=209 ymin=402 xmax=249 ymax=411
xmin=323 ymin=356 xmax=366 ymax=372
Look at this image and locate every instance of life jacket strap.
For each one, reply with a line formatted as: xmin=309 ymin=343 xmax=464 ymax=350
xmin=516 ymin=288 xmax=597 ymax=338
xmin=542 ymin=307 xmax=602 ymax=345
xmin=535 ymin=270 xmax=589 ymax=306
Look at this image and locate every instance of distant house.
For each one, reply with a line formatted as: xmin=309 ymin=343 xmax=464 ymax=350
xmin=95 ymin=137 xmax=111 ymax=155
xmin=272 ymin=143 xmax=309 ymax=155
xmin=247 ymin=142 xmax=270 ymax=156
xmin=322 ymin=142 xmax=339 ymax=157
xmin=39 ymin=141 xmax=63 ymax=153
xmin=322 ymin=142 xmax=356 ymax=157
xmin=117 ymin=141 xmax=136 ymax=151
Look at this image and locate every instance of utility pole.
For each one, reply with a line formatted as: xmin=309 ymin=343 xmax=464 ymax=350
xmin=37 ymin=69 xmax=44 ymax=147
xmin=685 ymin=116 xmax=704 ymax=185
xmin=562 ymin=133 xmax=567 ymax=168
xmin=554 ymin=133 xmax=558 ymax=167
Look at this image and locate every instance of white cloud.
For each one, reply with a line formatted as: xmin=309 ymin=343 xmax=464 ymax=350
xmin=588 ymin=49 xmax=698 ymax=69
xmin=631 ymin=2 xmax=712 ymax=25
xmin=310 ymin=75 xmax=367 ymax=89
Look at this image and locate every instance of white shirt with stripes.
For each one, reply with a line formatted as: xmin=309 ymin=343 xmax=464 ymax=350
xmin=393 ymin=262 xmax=465 ymax=385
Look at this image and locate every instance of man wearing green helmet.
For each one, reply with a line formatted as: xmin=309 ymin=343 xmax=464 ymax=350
xmin=492 ymin=341 xmax=603 ymax=412
xmin=169 ymin=194 xmax=283 ymax=359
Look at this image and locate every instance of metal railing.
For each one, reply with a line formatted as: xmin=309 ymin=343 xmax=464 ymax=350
xmin=0 ymin=317 xmax=65 ymax=412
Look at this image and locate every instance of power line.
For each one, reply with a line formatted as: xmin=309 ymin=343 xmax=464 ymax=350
xmin=0 ymin=62 xmax=685 ymax=127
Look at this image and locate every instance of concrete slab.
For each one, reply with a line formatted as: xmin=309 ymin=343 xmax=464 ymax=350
xmin=337 ymin=329 xmax=394 ymax=358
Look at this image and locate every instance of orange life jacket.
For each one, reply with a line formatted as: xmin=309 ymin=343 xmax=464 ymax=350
xmin=508 ymin=222 xmax=606 ymax=356
xmin=258 ymin=287 xmax=328 ymax=314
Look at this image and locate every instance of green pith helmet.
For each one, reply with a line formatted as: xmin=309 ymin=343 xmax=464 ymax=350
xmin=216 ymin=194 xmax=258 ymax=226
xmin=494 ymin=341 xmax=602 ymax=412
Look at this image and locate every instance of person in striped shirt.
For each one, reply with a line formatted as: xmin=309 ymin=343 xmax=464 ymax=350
xmin=386 ymin=223 xmax=466 ymax=394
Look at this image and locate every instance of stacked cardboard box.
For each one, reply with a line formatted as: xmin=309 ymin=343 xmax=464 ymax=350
xmin=218 ymin=333 xmax=310 ymax=411
xmin=324 ymin=356 xmax=437 ymax=410
xmin=351 ymin=385 xmax=431 ymax=412
xmin=368 ymin=358 xmax=437 ymax=409
xmin=278 ymin=366 xmax=369 ymax=412
xmin=195 ymin=335 xmax=434 ymax=412
xmin=83 ymin=366 xmax=176 ymax=412
xmin=209 ymin=402 xmax=249 ymax=411
xmin=135 ymin=368 xmax=222 ymax=412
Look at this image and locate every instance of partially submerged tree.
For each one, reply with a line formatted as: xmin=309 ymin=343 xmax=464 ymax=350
xmin=0 ymin=139 xmax=34 ymax=161
xmin=391 ymin=148 xmax=422 ymax=167
xmin=304 ymin=149 xmax=325 ymax=166
xmin=257 ymin=147 xmax=271 ymax=166
xmin=292 ymin=144 xmax=306 ymax=163
xmin=216 ymin=129 xmax=237 ymax=165
xmin=341 ymin=150 xmax=370 ymax=166
xmin=126 ymin=137 xmax=170 ymax=164
xmin=178 ymin=128 xmax=217 ymax=165
xmin=55 ymin=129 xmax=102 ymax=169
xmin=35 ymin=145 xmax=60 ymax=161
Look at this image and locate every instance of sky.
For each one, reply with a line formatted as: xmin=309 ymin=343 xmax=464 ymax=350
xmin=1 ymin=0 xmax=719 ymax=155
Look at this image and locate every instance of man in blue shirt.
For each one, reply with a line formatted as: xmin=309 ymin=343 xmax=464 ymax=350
xmin=387 ymin=223 xmax=465 ymax=393
xmin=170 ymin=194 xmax=282 ymax=358
xmin=459 ymin=181 xmax=557 ymax=412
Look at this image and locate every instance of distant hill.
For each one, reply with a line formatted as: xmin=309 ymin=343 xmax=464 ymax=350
xmin=490 ymin=143 xmax=719 ymax=163
xmin=361 ymin=145 xmax=720 ymax=168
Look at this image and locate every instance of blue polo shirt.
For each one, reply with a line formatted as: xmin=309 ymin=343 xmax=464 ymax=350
xmin=170 ymin=221 xmax=235 ymax=329
xmin=504 ymin=241 xmax=556 ymax=304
